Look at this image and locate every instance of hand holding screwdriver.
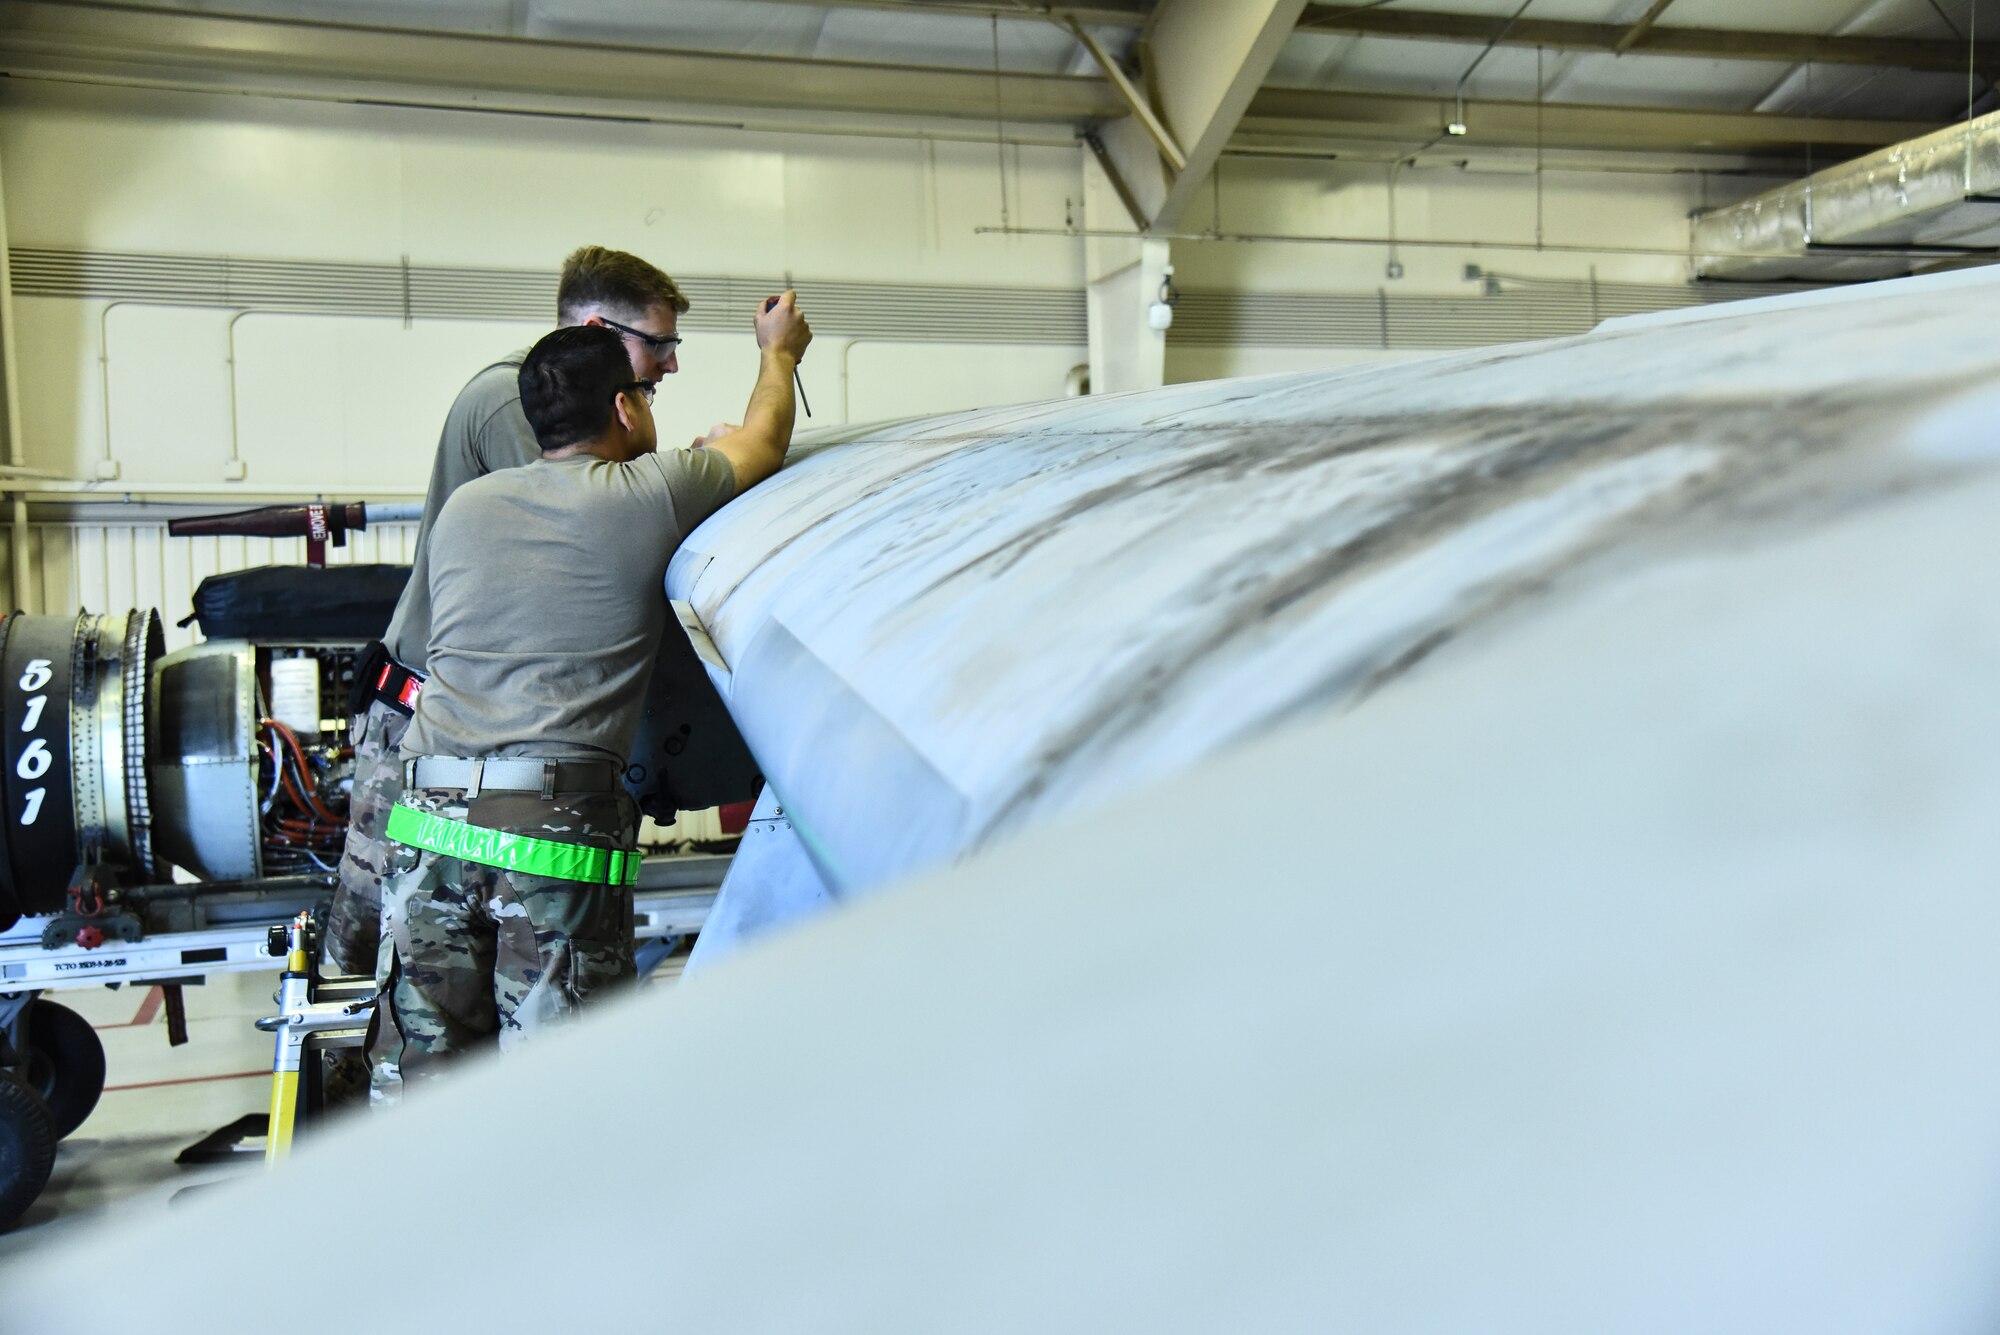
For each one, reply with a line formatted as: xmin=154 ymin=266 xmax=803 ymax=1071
xmin=760 ymin=292 xmax=812 ymax=417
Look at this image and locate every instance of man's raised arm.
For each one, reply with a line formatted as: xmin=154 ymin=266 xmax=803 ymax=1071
xmin=707 ymin=292 xmax=812 ymax=491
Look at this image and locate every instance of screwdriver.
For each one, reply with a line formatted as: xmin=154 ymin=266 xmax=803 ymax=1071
xmin=763 ymin=295 xmax=811 ymax=417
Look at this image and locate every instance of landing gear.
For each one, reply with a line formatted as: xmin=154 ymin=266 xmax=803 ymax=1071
xmin=0 ymin=992 xmax=110 ymax=1230
xmin=0 ymin=1075 xmax=55 ymax=1231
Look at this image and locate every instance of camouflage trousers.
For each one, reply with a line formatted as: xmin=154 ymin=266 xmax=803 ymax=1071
xmin=322 ymin=699 xmax=411 ymax=976
xmin=369 ymin=783 xmax=638 ymax=1104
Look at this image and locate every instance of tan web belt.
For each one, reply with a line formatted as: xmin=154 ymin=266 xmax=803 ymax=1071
xmin=402 ymin=755 xmax=622 ymax=800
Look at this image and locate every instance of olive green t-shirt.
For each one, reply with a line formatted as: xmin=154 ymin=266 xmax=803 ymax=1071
xmin=381 ymin=352 xmax=540 ymax=671
xmin=401 ymin=449 xmax=738 ymax=766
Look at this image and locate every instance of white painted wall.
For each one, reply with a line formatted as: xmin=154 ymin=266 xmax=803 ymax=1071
xmin=1169 ymin=155 xmax=1776 ymax=295
xmin=1160 ymin=155 xmax=1780 ymax=382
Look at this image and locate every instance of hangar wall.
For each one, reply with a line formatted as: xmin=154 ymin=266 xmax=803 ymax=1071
xmin=0 ymin=81 xmax=1092 ymax=494
xmin=0 ymin=79 xmax=1764 ymax=638
xmin=1164 ymin=155 xmax=1783 ymax=380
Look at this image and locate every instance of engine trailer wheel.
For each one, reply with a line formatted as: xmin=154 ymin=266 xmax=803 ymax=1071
xmin=24 ymin=1001 xmax=106 ymax=1140
xmin=0 ymin=1076 xmax=56 ymax=1231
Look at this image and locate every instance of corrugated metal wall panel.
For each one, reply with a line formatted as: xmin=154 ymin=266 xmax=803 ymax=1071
xmin=13 ymin=247 xmax=1809 ymax=352
xmin=22 ymin=522 xmax=418 ymax=651
xmin=9 ymin=248 xmax=1089 ymax=345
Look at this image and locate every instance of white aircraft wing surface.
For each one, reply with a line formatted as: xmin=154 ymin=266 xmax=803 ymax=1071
xmin=6 ymin=269 xmax=1998 ymax=1330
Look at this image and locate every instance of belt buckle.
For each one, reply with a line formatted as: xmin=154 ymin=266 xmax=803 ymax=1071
xmin=539 ymin=759 xmax=556 ymax=801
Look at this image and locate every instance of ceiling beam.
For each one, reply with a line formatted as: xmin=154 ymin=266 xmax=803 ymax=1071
xmin=1086 ymin=0 xmax=1309 ymax=232
xmin=1065 ymin=17 xmax=1185 ymax=171
xmin=0 ymin=1 xmax=1951 ymax=161
xmin=1296 ymin=4 xmax=2000 ymax=74
xmin=0 ymin=0 xmax=1122 ymax=123
xmin=1239 ymin=87 xmax=1942 ymax=155
xmin=1613 ymin=0 xmax=1679 ymax=56
xmin=747 ymin=0 xmax=1154 ymax=23
xmin=1148 ymin=0 xmax=1311 ymax=231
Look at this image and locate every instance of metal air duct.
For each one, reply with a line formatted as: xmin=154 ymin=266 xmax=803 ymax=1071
xmin=1693 ymin=108 xmax=2000 ymax=281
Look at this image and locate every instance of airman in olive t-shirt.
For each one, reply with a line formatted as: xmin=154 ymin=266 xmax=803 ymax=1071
xmin=325 ymin=246 xmax=695 ymax=987
xmin=371 ymin=297 xmax=811 ymax=1100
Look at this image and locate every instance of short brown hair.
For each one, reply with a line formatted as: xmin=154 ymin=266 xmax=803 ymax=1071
xmin=556 ymin=246 xmax=690 ymax=324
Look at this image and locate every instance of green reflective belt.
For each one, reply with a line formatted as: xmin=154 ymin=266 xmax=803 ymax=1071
xmin=384 ymin=804 xmax=640 ymax=887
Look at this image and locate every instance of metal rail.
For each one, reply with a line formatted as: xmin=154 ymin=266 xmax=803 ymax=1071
xmin=0 ymin=853 xmax=726 ymax=993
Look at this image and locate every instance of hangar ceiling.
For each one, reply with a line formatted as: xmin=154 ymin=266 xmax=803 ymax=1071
xmin=0 ymin=0 xmax=1991 ymax=158
xmin=0 ymin=0 xmax=1995 ymax=272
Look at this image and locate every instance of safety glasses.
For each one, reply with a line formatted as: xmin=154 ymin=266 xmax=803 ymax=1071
xmin=600 ymin=317 xmax=682 ymax=357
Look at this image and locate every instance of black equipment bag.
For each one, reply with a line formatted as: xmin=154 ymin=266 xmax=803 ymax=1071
xmin=180 ymin=564 xmax=411 ymax=641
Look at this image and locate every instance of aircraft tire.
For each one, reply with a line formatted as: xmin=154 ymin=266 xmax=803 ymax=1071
xmin=0 ymin=1075 xmax=55 ymax=1231
xmin=26 ymin=1001 xmax=106 ymax=1140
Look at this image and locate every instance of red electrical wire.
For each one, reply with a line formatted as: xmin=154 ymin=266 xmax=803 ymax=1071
xmin=259 ymin=718 xmax=346 ymax=824
xmin=260 ymin=732 xmax=309 ymax=813
xmin=269 ymin=720 xmax=343 ymax=822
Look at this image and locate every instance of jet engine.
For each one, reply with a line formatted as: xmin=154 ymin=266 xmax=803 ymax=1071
xmin=0 ymin=610 xmax=368 ymax=932
xmin=0 ymin=601 xmax=759 ymax=934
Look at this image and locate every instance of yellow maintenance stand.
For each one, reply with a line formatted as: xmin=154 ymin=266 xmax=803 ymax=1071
xmin=256 ymin=913 xmax=376 ymax=1164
